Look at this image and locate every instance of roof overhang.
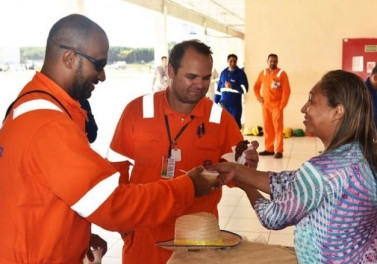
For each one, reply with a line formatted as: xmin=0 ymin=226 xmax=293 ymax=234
xmin=122 ymin=0 xmax=244 ymax=39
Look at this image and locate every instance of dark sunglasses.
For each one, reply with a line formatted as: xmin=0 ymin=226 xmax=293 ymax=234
xmin=59 ymin=44 xmax=107 ymax=72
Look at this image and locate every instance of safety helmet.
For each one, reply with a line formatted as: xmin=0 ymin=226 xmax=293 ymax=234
xmin=283 ymin=128 xmax=293 ymax=138
xmin=293 ymin=128 xmax=305 ymax=137
xmin=251 ymin=126 xmax=263 ymax=136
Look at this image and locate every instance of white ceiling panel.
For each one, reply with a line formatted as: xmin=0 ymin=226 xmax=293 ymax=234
xmin=168 ymin=0 xmax=245 ymax=33
xmin=123 ymin=0 xmax=245 ymax=38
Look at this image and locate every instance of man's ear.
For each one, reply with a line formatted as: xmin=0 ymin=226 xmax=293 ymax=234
xmin=167 ymin=64 xmax=175 ymax=78
xmin=61 ymin=50 xmax=75 ymax=70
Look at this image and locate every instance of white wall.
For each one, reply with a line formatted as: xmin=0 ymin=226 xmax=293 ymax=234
xmin=243 ymin=0 xmax=377 ymax=130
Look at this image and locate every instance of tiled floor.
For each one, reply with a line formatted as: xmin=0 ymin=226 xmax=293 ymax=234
xmin=94 ymin=135 xmax=322 ymax=263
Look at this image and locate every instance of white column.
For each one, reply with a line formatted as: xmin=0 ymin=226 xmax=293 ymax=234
xmin=154 ymin=2 xmax=168 ymax=65
xmin=76 ymin=0 xmax=85 ymax=13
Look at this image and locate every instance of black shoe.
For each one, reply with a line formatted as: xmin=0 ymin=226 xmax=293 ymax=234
xmin=274 ymin=152 xmax=283 ymax=159
xmin=259 ymin=150 xmax=274 ymax=156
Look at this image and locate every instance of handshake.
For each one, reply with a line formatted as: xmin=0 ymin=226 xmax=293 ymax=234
xmin=184 ymin=166 xmax=221 ymax=198
xmin=185 ymin=140 xmax=260 ymax=197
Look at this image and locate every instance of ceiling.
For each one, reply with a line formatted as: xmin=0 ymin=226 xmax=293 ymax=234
xmin=168 ymin=0 xmax=245 ymax=34
xmin=123 ymin=0 xmax=245 ymax=38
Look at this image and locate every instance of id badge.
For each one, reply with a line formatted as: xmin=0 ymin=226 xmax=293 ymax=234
xmin=161 ymin=156 xmax=176 ymax=179
xmin=171 ymin=148 xmax=181 ymax=162
xmin=271 ymin=80 xmax=281 ymax=89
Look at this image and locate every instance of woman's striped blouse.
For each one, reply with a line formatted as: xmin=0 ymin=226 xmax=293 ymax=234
xmin=255 ymin=142 xmax=377 ymax=263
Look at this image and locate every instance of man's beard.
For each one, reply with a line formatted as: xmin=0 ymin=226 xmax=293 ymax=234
xmin=72 ymin=61 xmax=93 ymax=100
xmin=270 ymin=65 xmax=277 ymax=70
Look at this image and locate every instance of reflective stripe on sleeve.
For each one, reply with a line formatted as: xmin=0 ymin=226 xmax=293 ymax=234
xmin=219 ymin=88 xmax=240 ymax=94
xmin=209 ymin=103 xmax=222 ymax=124
xmin=240 ymin=84 xmax=247 ymax=94
xmin=13 ymin=99 xmax=62 ymax=119
xmin=277 ymin=69 xmax=283 ymax=77
xmin=71 ymin=172 xmax=120 ymax=217
xmin=107 ymin=148 xmax=135 ymax=164
xmin=215 ymin=90 xmax=222 ymax=95
xmin=142 ymin=93 xmax=154 ymax=118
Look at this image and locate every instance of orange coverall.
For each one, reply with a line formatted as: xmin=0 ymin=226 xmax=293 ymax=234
xmin=0 ymin=72 xmax=195 ymax=264
xmin=253 ymin=67 xmax=291 ymax=153
xmin=108 ymin=90 xmax=243 ymax=264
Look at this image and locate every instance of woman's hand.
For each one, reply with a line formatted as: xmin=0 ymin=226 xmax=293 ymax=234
xmin=210 ymin=160 xmax=271 ymax=194
xmin=208 ymin=162 xmax=238 ymax=187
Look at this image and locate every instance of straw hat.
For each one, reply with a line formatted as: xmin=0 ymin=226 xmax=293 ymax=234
xmin=156 ymin=212 xmax=241 ymax=250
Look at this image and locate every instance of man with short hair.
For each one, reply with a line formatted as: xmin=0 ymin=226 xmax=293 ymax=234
xmin=152 ymin=55 xmax=169 ymax=91
xmin=0 ymin=14 xmax=214 ymax=264
xmin=108 ymin=40 xmax=243 ymax=264
xmin=365 ymin=64 xmax=377 ymax=128
xmin=254 ymin=53 xmax=291 ymax=159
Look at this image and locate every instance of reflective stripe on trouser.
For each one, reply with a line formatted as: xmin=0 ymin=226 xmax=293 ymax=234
xmin=262 ymin=105 xmax=284 ymax=153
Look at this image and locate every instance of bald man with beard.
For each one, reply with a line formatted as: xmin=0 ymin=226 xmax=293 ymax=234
xmin=0 ymin=14 xmax=215 ymax=264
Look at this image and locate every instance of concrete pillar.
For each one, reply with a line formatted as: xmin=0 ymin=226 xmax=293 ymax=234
xmin=154 ymin=2 xmax=168 ymax=65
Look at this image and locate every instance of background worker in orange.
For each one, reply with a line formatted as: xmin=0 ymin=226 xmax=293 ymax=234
xmin=253 ymin=53 xmax=291 ymax=159
xmin=0 ymin=14 xmax=215 ymax=264
xmin=108 ymin=40 xmax=243 ymax=264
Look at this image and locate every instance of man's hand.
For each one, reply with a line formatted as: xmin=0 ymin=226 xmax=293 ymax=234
xmin=244 ymin=140 xmax=259 ymax=168
xmin=86 ymin=234 xmax=107 ymax=262
xmin=186 ymin=166 xmax=214 ymax=197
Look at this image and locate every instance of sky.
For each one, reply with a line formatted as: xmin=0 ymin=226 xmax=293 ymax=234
xmin=0 ymin=0 xmax=199 ymax=47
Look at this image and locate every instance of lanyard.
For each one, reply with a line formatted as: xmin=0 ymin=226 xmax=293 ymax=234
xmin=164 ymin=114 xmax=193 ymax=157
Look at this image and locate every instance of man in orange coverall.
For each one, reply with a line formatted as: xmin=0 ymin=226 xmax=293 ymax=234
xmin=0 ymin=14 xmax=216 ymax=264
xmin=107 ymin=40 xmax=244 ymax=264
xmin=253 ymin=53 xmax=291 ymax=159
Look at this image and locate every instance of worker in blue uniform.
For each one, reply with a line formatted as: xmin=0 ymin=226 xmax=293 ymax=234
xmin=214 ymin=54 xmax=248 ymax=128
